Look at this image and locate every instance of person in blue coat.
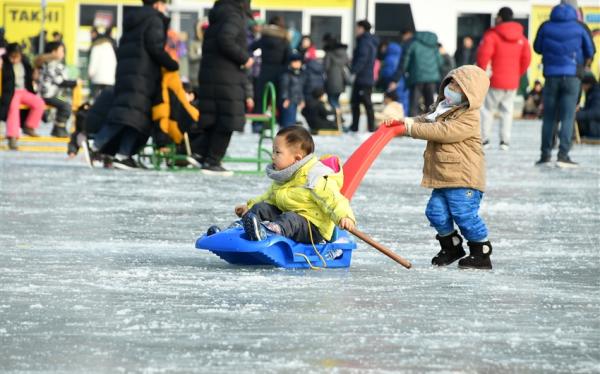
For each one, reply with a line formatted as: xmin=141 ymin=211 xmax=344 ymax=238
xmin=349 ymin=20 xmax=379 ymax=132
xmin=377 ymin=41 xmax=409 ymax=117
xmin=533 ymin=3 xmax=595 ymax=168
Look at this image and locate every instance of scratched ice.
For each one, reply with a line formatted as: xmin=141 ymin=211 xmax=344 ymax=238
xmin=1 ymin=120 xmax=598 ymax=373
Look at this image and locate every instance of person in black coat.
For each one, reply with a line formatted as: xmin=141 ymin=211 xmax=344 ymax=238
xmin=250 ymin=16 xmax=290 ymax=132
xmin=577 ymin=74 xmax=600 ymax=139
xmin=90 ymin=0 xmax=178 ymax=170
xmin=302 ymin=59 xmax=325 ymax=108
xmin=454 ymin=36 xmax=477 ymax=67
xmin=302 ymin=88 xmax=338 ymax=134
xmin=349 ymin=20 xmax=379 ymax=132
xmin=191 ymin=0 xmax=253 ymax=174
xmin=323 ymin=35 xmax=349 ymax=111
xmin=67 ymin=87 xmax=114 ymax=157
xmin=279 ymin=54 xmax=305 ymax=127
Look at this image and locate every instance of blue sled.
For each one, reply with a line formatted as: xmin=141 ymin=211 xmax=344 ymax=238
xmin=195 ymin=227 xmax=357 ymax=269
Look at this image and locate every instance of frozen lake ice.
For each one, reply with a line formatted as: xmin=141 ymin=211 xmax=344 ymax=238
xmin=1 ymin=120 xmax=599 ymax=373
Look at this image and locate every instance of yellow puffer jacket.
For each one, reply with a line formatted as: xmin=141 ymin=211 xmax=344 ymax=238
xmin=247 ymin=156 xmax=355 ymax=241
xmin=152 ymin=69 xmax=199 ymax=144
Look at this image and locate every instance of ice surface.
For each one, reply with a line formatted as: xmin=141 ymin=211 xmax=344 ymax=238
xmin=0 ymin=120 xmax=599 ymax=373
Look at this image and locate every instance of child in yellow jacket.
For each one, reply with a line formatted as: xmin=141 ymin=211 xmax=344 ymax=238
xmin=209 ymin=126 xmax=355 ymax=244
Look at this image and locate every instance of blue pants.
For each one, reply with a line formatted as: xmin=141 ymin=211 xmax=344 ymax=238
xmin=425 ymin=188 xmax=488 ymax=242
xmin=541 ymin=76 xmax=581 ymax=159
xmin=280 ymin=103 xmax=298 ymax=127
xmin=328 ymin=93 xmax=341 ymax=109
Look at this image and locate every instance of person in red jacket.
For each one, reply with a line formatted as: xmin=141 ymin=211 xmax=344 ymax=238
xmin=477 ymin=7 xmax=531 ymax=150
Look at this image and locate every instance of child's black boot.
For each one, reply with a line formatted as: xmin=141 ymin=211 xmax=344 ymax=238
xmin=432 ymin=230 xmax=466 ymax=266
xmin=458 ymin=241 xmax=493 ymax=270
xmin=242 ymin=212 xmax=267 ymax=241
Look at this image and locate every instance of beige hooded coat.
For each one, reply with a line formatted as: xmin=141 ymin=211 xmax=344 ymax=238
xmin=410 ymin=65 xmax=490 ymax=192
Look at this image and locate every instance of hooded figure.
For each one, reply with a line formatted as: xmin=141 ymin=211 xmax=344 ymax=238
xmin=378 ymin=41 xmax=409 ymax=114
xmin=409 ymin=65 xmax=490 ymax=192
xmin=397 ymin=65 xmax=494 ymax=270
xmin=534 ymin=4 xmax=595 ymax=77
xmin=533 ymin=3 xmax=595 ymax=167
xmin=402 ymin=31 xmax=443 ymax=115
xmin=477 ymin=7 xmax=531 ymax=149
xmin=403 ymin=31 xmax=443 ymax=86
xmin=477 ymin=13 xmax=531 ymax=90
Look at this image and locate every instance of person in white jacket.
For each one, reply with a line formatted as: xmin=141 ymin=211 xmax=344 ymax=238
xmin=88 ymin=29 xmax=117 ymax=99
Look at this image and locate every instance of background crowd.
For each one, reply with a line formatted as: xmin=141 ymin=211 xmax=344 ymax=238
xmin=0 ymin=0 xmax=598 ymax=172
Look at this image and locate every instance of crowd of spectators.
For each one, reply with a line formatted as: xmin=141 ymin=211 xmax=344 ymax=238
xmin=0 ymin=0 xmax=597 ymax=171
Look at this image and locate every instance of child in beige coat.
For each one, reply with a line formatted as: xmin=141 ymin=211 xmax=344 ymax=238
xmin=385 ymin=65 xmax=493 ymax=269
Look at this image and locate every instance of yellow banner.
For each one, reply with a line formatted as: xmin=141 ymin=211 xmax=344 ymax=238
xmin=583 ymin=7 xmax=600 ymax=80
xmin=530 ymin=5 xmax=600 ymax=86
xmin=2 ymin=2 xmax=66 ymax=53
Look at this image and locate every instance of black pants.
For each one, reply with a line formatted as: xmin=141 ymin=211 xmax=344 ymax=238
xmin=190 ymin=127 xmax=233 ymax=166
xmin=90 ymin=84 xmax=113 ymax=101
xmin=44 ymin=96 xmax=72 ymax=124
xmin=94 ymin=124 xmax=148 ymax=157
xmin=350 ymin=84 xmax=375 ymax=132
xmin=249 ymin=202 xmax=325 ymax=244
xmin=409 ymin=82 xmax=437 ymax=116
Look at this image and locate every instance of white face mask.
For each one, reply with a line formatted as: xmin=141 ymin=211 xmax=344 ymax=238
xmin=444 ymin=85 xmax=463 ymax=105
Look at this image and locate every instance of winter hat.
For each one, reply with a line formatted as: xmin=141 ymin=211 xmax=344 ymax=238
xmin=288 ymin=53 xmax=303 ymax=62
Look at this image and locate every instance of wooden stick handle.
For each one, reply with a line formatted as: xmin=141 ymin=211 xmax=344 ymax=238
xmin=349 ymin=227 xmax=412 ymax=269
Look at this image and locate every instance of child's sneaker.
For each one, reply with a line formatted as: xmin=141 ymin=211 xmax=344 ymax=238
xmin=458 ymin=241 xmax=493 ymax=269
xmin=432 ymin=230 xmax=466 ymax=266
xmin=324 ymin=248 xmax=343 ymax=260
xmin=242 ymin=213 xmax=267 ymax=241
xmin=206 ymin=225 xmax=221 ymax=236
xmin=482 ymin=140 xmax=490 ymax=150
xmin=499 ymin=141 xmax=509 ymax=151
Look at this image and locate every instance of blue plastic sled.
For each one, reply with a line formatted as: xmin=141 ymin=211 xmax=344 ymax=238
xmin=195 ymin=125 xmax=408 ymax=269
xmin=195 ymin=226 xmax=357 ymax=269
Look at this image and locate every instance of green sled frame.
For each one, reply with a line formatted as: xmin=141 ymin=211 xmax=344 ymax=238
xmin=137 ymin=82 xmax=277 ymax=174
